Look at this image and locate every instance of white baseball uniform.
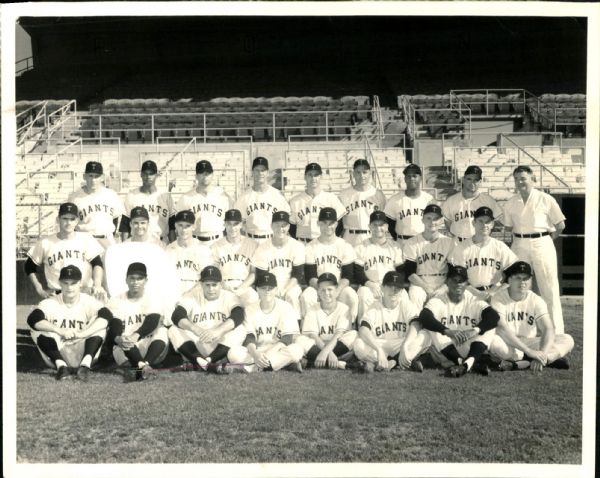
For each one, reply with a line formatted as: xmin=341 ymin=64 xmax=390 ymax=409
xmin=211 ymin=236 xmax=259 ymax=305
xmin=289 ymin=190 xmax=346 ymax=241
xmin=233 ymin=186 xmax=291 ymax=241
xmin=339 ymin=185 xmax=387 ymax=246
xmin=441 ymin=192 xmax=501 ymax=241
xmin=174 ymin=186 xmax=231 ymax=242
xmin=165 ymin=239 xmax=215 ymax=294
xmin=384 ymin=190 xmax=434 ymax=241
xmin=125 ymin=188 xmax=174 ymax=242
xmin=297 ymin=301 xmax=357 ymax=354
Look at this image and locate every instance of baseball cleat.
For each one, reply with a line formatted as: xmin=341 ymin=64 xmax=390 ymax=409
xmin=548 ymin=356 xmax=571 ymax=370
xmin=336 ymin=360 xmax=347 ymax=370
xmin=472 ymin=361 xmax=490 ymax=376
xmin=292 ymin=360 xmax=303 ymax=373
xmin=357 ymin=361 xmax=375 ymax=373
xmin=410 ymin=358 xmax=424 ymax=373
xmin=56 ymin=366 xmax=71 ymax=381
xmin=498 ymin=360 xmax=515 ymax=371
xmin=141 ymin=364 xmax=158 ymax=380
xmin=76 ymin=365 xmax=91 ymax=382
xmin=376 ymin=359 xmax=396 ymax=372
xmin=195 ymin=356 xmax=210 ymax=371
xmin=445 ymin=363 xmax=468 ymax=378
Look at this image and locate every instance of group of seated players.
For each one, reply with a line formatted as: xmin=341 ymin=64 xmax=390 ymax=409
xmin=24 ymin=157 xmax=575 ymax=381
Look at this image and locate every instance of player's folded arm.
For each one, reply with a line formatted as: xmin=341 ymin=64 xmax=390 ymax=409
xmin=478 ymin=307 xmax=500 ymax=334
xmin=354 ymin=264 xmax=368 ymax=286
xmin=280 ymin=334 xmax=295 ymax=346
xmin=417 ymin=308 xmax=447 ymax=334
xmin=135 ymin=313 xmax=161 ymax=337
xmin=90 ymin=255 xmax=104 ymax=268
xmin=24 ymin=257 xmax=40 ymax=275
xmin=230 ymin=306 xmax=245 ymax=328
xmin=403 ymin=260 xmax=417 ymax=278
xmin=243 ymin=333 xmax=257 ymax=347
xmin=109 ymin=316 xmax=125 ymax=337
xmin=171 ymin=305 xmax=189 ymax=327
xmin=92 ymin=307 xmax=113 ymax=329
xmin=26 ymin=308 xmax=46 ymax=330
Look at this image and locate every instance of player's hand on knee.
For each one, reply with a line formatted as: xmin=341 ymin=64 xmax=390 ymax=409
xmin=399 ymin=350 xmax=411 ymax=369
xmin=61 ymin=329 xmax=76 ymax=340
xmin=36 ymin=287 xmax=53 ymax=299
xmin=255 ymin=353 xmax=270 ymax=369
xmin=327 ymin=352 xmax=338 ymax=369
xmin=531 ymin=359 xmax=544 ymax=373
xmin=314 ymin=350 xmax=328 ymax=368
xmin=91 ymin=285 xmax=107 ymax=302
xmin=377 ymin=351 xmax=388 ymax=371
xmin=528 ymin=349 xmax=547 ymax=366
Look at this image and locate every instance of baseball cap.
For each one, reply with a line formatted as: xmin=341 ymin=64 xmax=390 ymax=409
xmin=353 ymin=159 xmax=370 ymax=170
xmin=464 ymin=165 xmax=482 ymax=179
xmin=369 ymin=210 xmax=387 ymax=224
xmin=513 ymin=165 xmax=533 ymax=175
xmin=318 ymin=207 xmax=337 ymax=222
xmin=200 ymin=266 xmax=222 ymax=282
xmin=59 ymin=265 xmax=82 ymax=282
xmin=305 ymin=163 xmax=323 ymax=175
xmin=272 ymin=211 xmax=290 ymax=224
xmin=224 ymin=209 xmax=242 ymax=222
xmin=58 ymin=202 xmax=78 ymax=217
xmin=474 ymin=206 xmax=494 ymax=220
xmin=252 ymin=156 xmax=269 ymax=170
xmin=85 ymin=161 xmax=103 ymax=175
xmin=130 ymin=206 xmax=150 ymax=221
xmin=317 ymin=272 xmax=338 ymax=286
xmin=403 ymin=163 xmax=422 ymax=176
xmin=255 ymin=271 xmax=277 ymax=288
xmin=447 ymin=265 xmax=469 ymax=282
xmin=382 ymin=271 xmax=405 ymax=287
xmin=174 ymin=210 xmax=196 ymax=224
xmin=196 ymin=160 xmax=213 ymax=174
xmin=126 ymin=262 xmax=147 ymax=277
xmin=423 ymin=204 xmax=443 ymax=218
xmin=505 ymin=261 xmax=533 ymax=278
xmin=141 ymin=160 xmax=158 ymax=174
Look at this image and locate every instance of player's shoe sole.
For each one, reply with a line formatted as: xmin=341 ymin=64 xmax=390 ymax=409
xmin=141 ymin=364 xmax=158 ymax=380
xmin=444 ymin=363 xmax=468 ymax=378
xmin=410 ymin=358 xmax=424 ymax=373
xmin=76 ymin=366 xmax=91 ymax=382
xmin=56 ymin=366 xmax=72 ymax=381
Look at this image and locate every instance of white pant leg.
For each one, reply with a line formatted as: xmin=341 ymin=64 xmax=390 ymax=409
xmin=352 ymin=337 xmax=379 ymax=363
xmin=489 ymin=334 xmax=524 ymax=361
xmin=400 ymin=329 xmax=432 ymax=367
xmin=113 ymin=326 xmax=169 ymax=366
xmin=338 ymin=287 xmax=359 ymax=326
xmin=339 ymin=330 xmax=358 ymax=350
xmin=549 ymin=334 xmax=574 ymax=362
xmin=265 ymin=342 xmax=304 ymax=371
xmin=408 ymin=285 xmax=428 ymax=310
xmin=30 ymin=329 xmax=106 ymax=369
xmin=295 ymin=334 xmax=317 ymax=355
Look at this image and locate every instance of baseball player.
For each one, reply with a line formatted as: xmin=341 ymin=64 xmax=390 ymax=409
xmin=441 ymin=165 xmax=502 ymax=242
xmin=384 ymin=163 xmax=434 ymax=245
xmin=252 ymin=211 xmax=305 ymax=311
xmin=107 ymin=262 xmax=169 ymax=381
xmin=165 ymin=210 xmax=215 ymax=295
xmin=168 ymin=266 xmax=246 ymax=372
xmin=289 ymin=162 xmax=346 ymax=243
xmin=296 ymin=273 xmax=357 ymax=369
xmin=172 ymin=160 xmax=232 ymax=245
xmin=26 ymin=265 xmax=111 ymax=381
xmin=121 ymin=159 xmax=174 ymax=244
xmin=403 ymin=204 xmax=455 ymax=310
xmin=502 ymin=165 xmax=566 ymax=334
xmin=68 ymin=161 xmax=127 ymax=249
xmin=226 ymin=272 xmax=304 ymax=373
xmin=124 ymin=206 xmax=164 ymax=245
xmin=300 ymin=207 xmax=359 ymax=325
xmin=210 ymin=209 xmax=259 ymax=307
xmin=25 ymin=202 xmax=106 ymax=301
xmin=354 ymin=271 xmax=431 ymax=372
xmin=416 ymin=265 xmax=500 ymax=377
xmin=449 ymin=206 xmax=518 ymax=301
xmin=233 ymin=156 xmax=290 ymax=243
xmin=355 ymin=210 xmax=405 ymax=319
xmin=339 ymin=159 xmax=387 ymax=246
xmin=488 ymin=261 xmax=574 ymax=372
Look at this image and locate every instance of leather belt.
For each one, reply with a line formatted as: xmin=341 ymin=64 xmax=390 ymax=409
xmin=93 ymin=235 xmax=107 ymax=239
xmin=297 ymin=237 xmax=313 ymax=243
xmin=456 ymin=236 xmax=468 ymax=242
xmin=422 ymin=273 xmax=446 ymax=276
xmin=347 ymin=229 xmax=369 ymax=234
xmin=476 ymin=285 xmax=493 ymax=291
xmin=194 ymin=234 xmax=221 ymax=241
xmin=398 ymin=234 xmax=414 ymax=240
xmin=514 ymin=232 xmax=550 ymax=238
xmin=246 ymin=232 xmax=272 ymax=239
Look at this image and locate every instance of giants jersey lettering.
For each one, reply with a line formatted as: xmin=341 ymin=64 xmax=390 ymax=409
xmin=175 ymin=187 xmax=231 ymax=235
xmin=177 ymin=289 xmax=240 ymax=329
xmin=37 ymin=293 xmax=102 ymax=330
xmin=233 ymin=186 xmax=291 ymax=235
xmin=27 ymin=232 xmax=103 ymax=290
xmin=441 ymin=192 xmax=501 ymax=239
xmin=289 ymin=191 xmax=346 ymax=239
xmin=125 ymin=188 xmax=173 ymax=239
xmin=243 ymin=299 xmax=300 ymax=346
xmin=502 ymin=188 xmax=566 ymax=233
xmin=362 ymin=297 xmax=419 ymax=339
xmin=68 ymin=187 xmax=126 ymax=235
xmin=426 ymin=291 xmax=488 ymax=330
xmin=211 ymin=237 xmax=258 ymax=281
xmin=252 ymin=238 xmax=305 ymax=289
xmin=107 ymin=292 xmax=163 ymax=336
xmin=449 ymin=238 xmax=518 ymax=287
xmin=302 ymin=302 xmax=351 ymax=341
xmin=492 ymin=289 xmax=549 ymax=338
xmin=339 ymin=185 xmax=386 ymax=230
xmin=165 ymin=240 xmax=215 ymax=294
xmin=305 ymin=237 xmax=355 ymax=279
xmin=383 ymin=190 xmax=434 ymax=236
xmin=403 ymin=234 xmax=454 ymax=276
xmin=355 ymin=239 xmax=404 ymax=283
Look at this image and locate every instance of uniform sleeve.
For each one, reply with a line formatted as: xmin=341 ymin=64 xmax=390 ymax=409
xmin=403 ymin=239 xmax=417 ymax=262
xmin=305 ymin=243 xmax=316 ymax=265
xmin=533 ymin=294 xmax=550 ymax=322
xmin=226 ymin=291 xmax=242 ymax=315
xmin=486 ymin=195 xmax=502 ymax=221
xmin=280 ymin=303 xmax=300 ymax=335
xmin=375 ymin=189 xmax=387 ymax=209
xmin=341 ymin=241 xmax=356 ymax=265
xmin=288 ymin=197 xmax=299 ymax=225
xmin=335 ymin=305 xmax=352 ymax=332
xmin=354 ymin=244 xmax=365 ymax=267
xmin=500 ymin=243 xmax=519 ymax=271
xmin=441 ymin=196 xmax=453 ymax=222
xmin=292 ymin=241 xmax=305 ymax=266
xmin=333 ymin=194 xmax=347 ymax=221
xmin=112 ymin=190 xmax=127 ymax=218
xmin=276 ymin=191 xmax=291 ymax=213
xmin=84 ymin=235 xmax=104 ymax=263
xmin=546 ymin=194 xmax=566 ymax=225
xmin=393 ymin=243 xmax=404 ymax=266
xmin=301 ymin=310 xmax=318 ymax=335
xmin=424 ymin=297 xmax=444 ymax=320
xmin=251 ymin=243 xmax=268 ymax=270
xmin=361 ymin=308 xmax=377 ymax=330
xmin=27 ymin=238 xmax=45 ymax=266
xmin=490 ymin=297 xmax=506 ymax=322
xmin=383 ymin=196 xmax=396 ymax=218
xmin=404 ymin=300 xmax=421 ymax=321
xmin=448 ymin=243 xmax=465 ymax=267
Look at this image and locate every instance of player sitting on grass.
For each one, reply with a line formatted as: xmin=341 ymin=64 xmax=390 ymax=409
xmin=168 ymin=266 xmax=246 ymax=373
xmin=27 ymin=265 xmax=112 ymax=382
xmin=295 ymin=273 xmax=358 ymax=369
xmin=488 ymin=261 xmax=574 ymax=372
xmin=417 ymin=265 xmax=500 ymax=378
xmin=354 ymin=270 xmax=430 ymax=373
xmin=227 ymin=272 xmax=304 ymax=373
xmin=107 ymin=262 xmax=169 ymax=382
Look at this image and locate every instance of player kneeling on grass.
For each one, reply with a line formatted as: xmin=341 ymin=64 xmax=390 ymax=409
xmin=488 ymin=261 xmax=574 ymax=372
xmin=353 ymin=270 xmax=430 ymax=372
xmin=227 ymin=272 xmax=304 ymax=373
xmin=296 ymin=273 xmax=358 ymax=369
xmin=107 ymin=262 xmax=169 ymax=381
xmin=417 ymin=265 xmax=500 ymax=378
xmin=168 ymin=266 xmax=246 ymax=373
xmin=27 ymin=265 xmax=111 ymax=382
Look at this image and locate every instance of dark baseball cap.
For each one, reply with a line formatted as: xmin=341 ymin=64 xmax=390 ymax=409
xmin=85 ymin=161 xmax=103 ymax=175
xmin=255 ymin=271 xmax=277 ymax=288
xmin=464 ymin=165 xmax=482 ymax=179
xmin=317 ymin=272 xmax=338 ymax=286
xmin=174 ymin=210 xmax=196 ymax=224
xmin=272 ymin=211 xmax=290 ymax=224
xmin=353 ymin=159 xmax=370 ymax=170
xmin=513 ymin=165 xmax=533 ymax=175
xmin=130 ymin=206 xmax=150 ymax=221
xmin=423 ymin=204 xmax=443 ymax=218
xmin=382 ymin=271 xmax=404 ymax=287
xmin=196 ymin=160 xmax=213 ymax=174
xmin=318 ymin=207 xmax=337 ymax=222
xmin=200 ymin=266 xmax=222 ymax=282
xmin=474 ymin=206 xmax=495 ymax=220
xmin=126 ymin=262 xmax=147 ymax=277
xmin=59 ymin=265 xmax=82 ymax=282
xmin=369 ymin=210 xmax=387 ymax=224
xmin=224 ymin=209 xmax=242 ymax=222
xmin=252 ymin=156 xmax=269 ymax=170
xmin=403 ymin=163 xmax=422 ymax=176
xmin=58 ymin=202 xmax=78 ymax=217
xmin=447 ymin=265 xmax=469 ymax=282
xmin=505 ymin=261 xmax=533 ymax=279
xmin=141 ymin=160 xmax=158 ymax=174
xmin=305 ymin=163 xmax=323 ymax=175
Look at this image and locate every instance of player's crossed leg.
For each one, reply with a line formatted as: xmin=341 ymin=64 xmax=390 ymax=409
xmin=295 ymin=330 xmax=357 ymax=369
xmin=488 ymin=333 xmax=574 ymax=371
xmin=300 ymin=287 xmax=359 ymax=327
xmin=227 ymin=342 xmax=305 ymax=373
xmin=113 ymin=327 xmax=169 ymax=381
xmin=353 ymin=330 xmax=431 ymax=372
xmin=430 ymin=329 xmax=495 ymax=377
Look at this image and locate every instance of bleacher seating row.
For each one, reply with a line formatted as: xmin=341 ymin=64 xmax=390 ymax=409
xmin=285 ymin=148 xmax=406 ymax=170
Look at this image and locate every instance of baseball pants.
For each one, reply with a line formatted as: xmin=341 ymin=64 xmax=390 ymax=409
xmin=300 ymin=286 xmax=359 ymax=326
xmin=408 ymin=275 xmax=447 ymax=310
xmin=168 ymin=324 xmax=246 ymax=358
xmin=30 ymin=329 xmax=107 ymax=369
xmin=353 ymin=329 xmax=431 ymax=368
xmin=429 ymin=329 xmax=496 ymax=367
xmin=488 ymin=333 xmax=574 ymax=363
xmin=227 ymin=342 xmax=304 ymax=372
xmin=112 ymin=326 xmax=169 ymax=367
xmin=295 ymin=330 xmax=358 ymax=355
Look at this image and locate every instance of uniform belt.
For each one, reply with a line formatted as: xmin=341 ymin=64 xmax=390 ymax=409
xmin=93 ymin=235 xmax=107 ymax=239
xmin=246 ymin=232 xmax=272 ymax=239
xmin=347 ymin=229 xmax=369 ymax=234
xmin=194 ymin=234 xmax=221 ymax=241
xmin=514 ymin=232 xmax=550 ymax=238
xmin=421 ymin=273 xmax=446 ymax=276
xmin=297 ymin=237 xmax=313 ymax=243
xmin=223 ymin=279 xmax=242 ymax=282
xmin=456 ymin=236 xmax=468 ymax=242
xmin=397 ymin=234 xmax=414 ymax=240
xmin=476 ymin=285 xmax=493 ymax=291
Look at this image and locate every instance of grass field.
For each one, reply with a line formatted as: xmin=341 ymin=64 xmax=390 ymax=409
xmin=15 ymin=300 xmax=583 ymax=464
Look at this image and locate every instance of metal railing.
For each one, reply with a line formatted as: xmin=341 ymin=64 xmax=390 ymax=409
xmin=16 ymin=56 xmax=34 ymax=76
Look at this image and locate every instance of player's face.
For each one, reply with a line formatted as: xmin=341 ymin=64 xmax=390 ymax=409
xmin=382 ymin=284 xmax=403 ymax=307
xmin=422 ymin=212 xmax=442 ymax=232
xmin=257 ymin=285 xmax=277 ymax=301
xmin=58 ymin=214 xmax=78 ymax=233
xmin=224 ymin=220 xmax=242 ymax=239
xmin=508 ymin=273 xmax=531 ymax=294
xmin=404 ymin=173 xmax=421 ymax=190
xmin=462 ymin=174 xmax=481 ymax=194
xmin=305 ymin=171 xmax=321 ymax=190
xmin=131 ymin=218 xmax=149 ymax=239
xmin=196 ymin=172 xmax=213 ymax=187
xmin=319 ymin=219 xmax=337 ymax=238
xmin=317 ymin=282 xmax=338 ymax=305
xmin=141 ymin=170 xmax=157 ymax=187
xmin=84 ymin=173 xmax=103 ymax=191
xmin=252 ymin=165 xmax=269 ymax=187
xmin=473 ymin=216 xmax=493 ymax=236
xmin=513 ymin=171 xmax=534 ymax=193
xmin=271 ymin=220 xmax=289 ymax=239
xmin=353 ymin=166 xmax=371 ymax=187
xmin=60 ymin=279 xmax=81 ymax=301
xmin=201 ymin=280 xmax=221 ymax=300
xmin=126 ymin=273 xmax=147 ymax=296
xmin=369 ymin=220 xmax=387 ymax=239
xmin=175 ymin=221 xmax=194 ymax=240
xmin=446 ymin=276 xmax=468 ymax=300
